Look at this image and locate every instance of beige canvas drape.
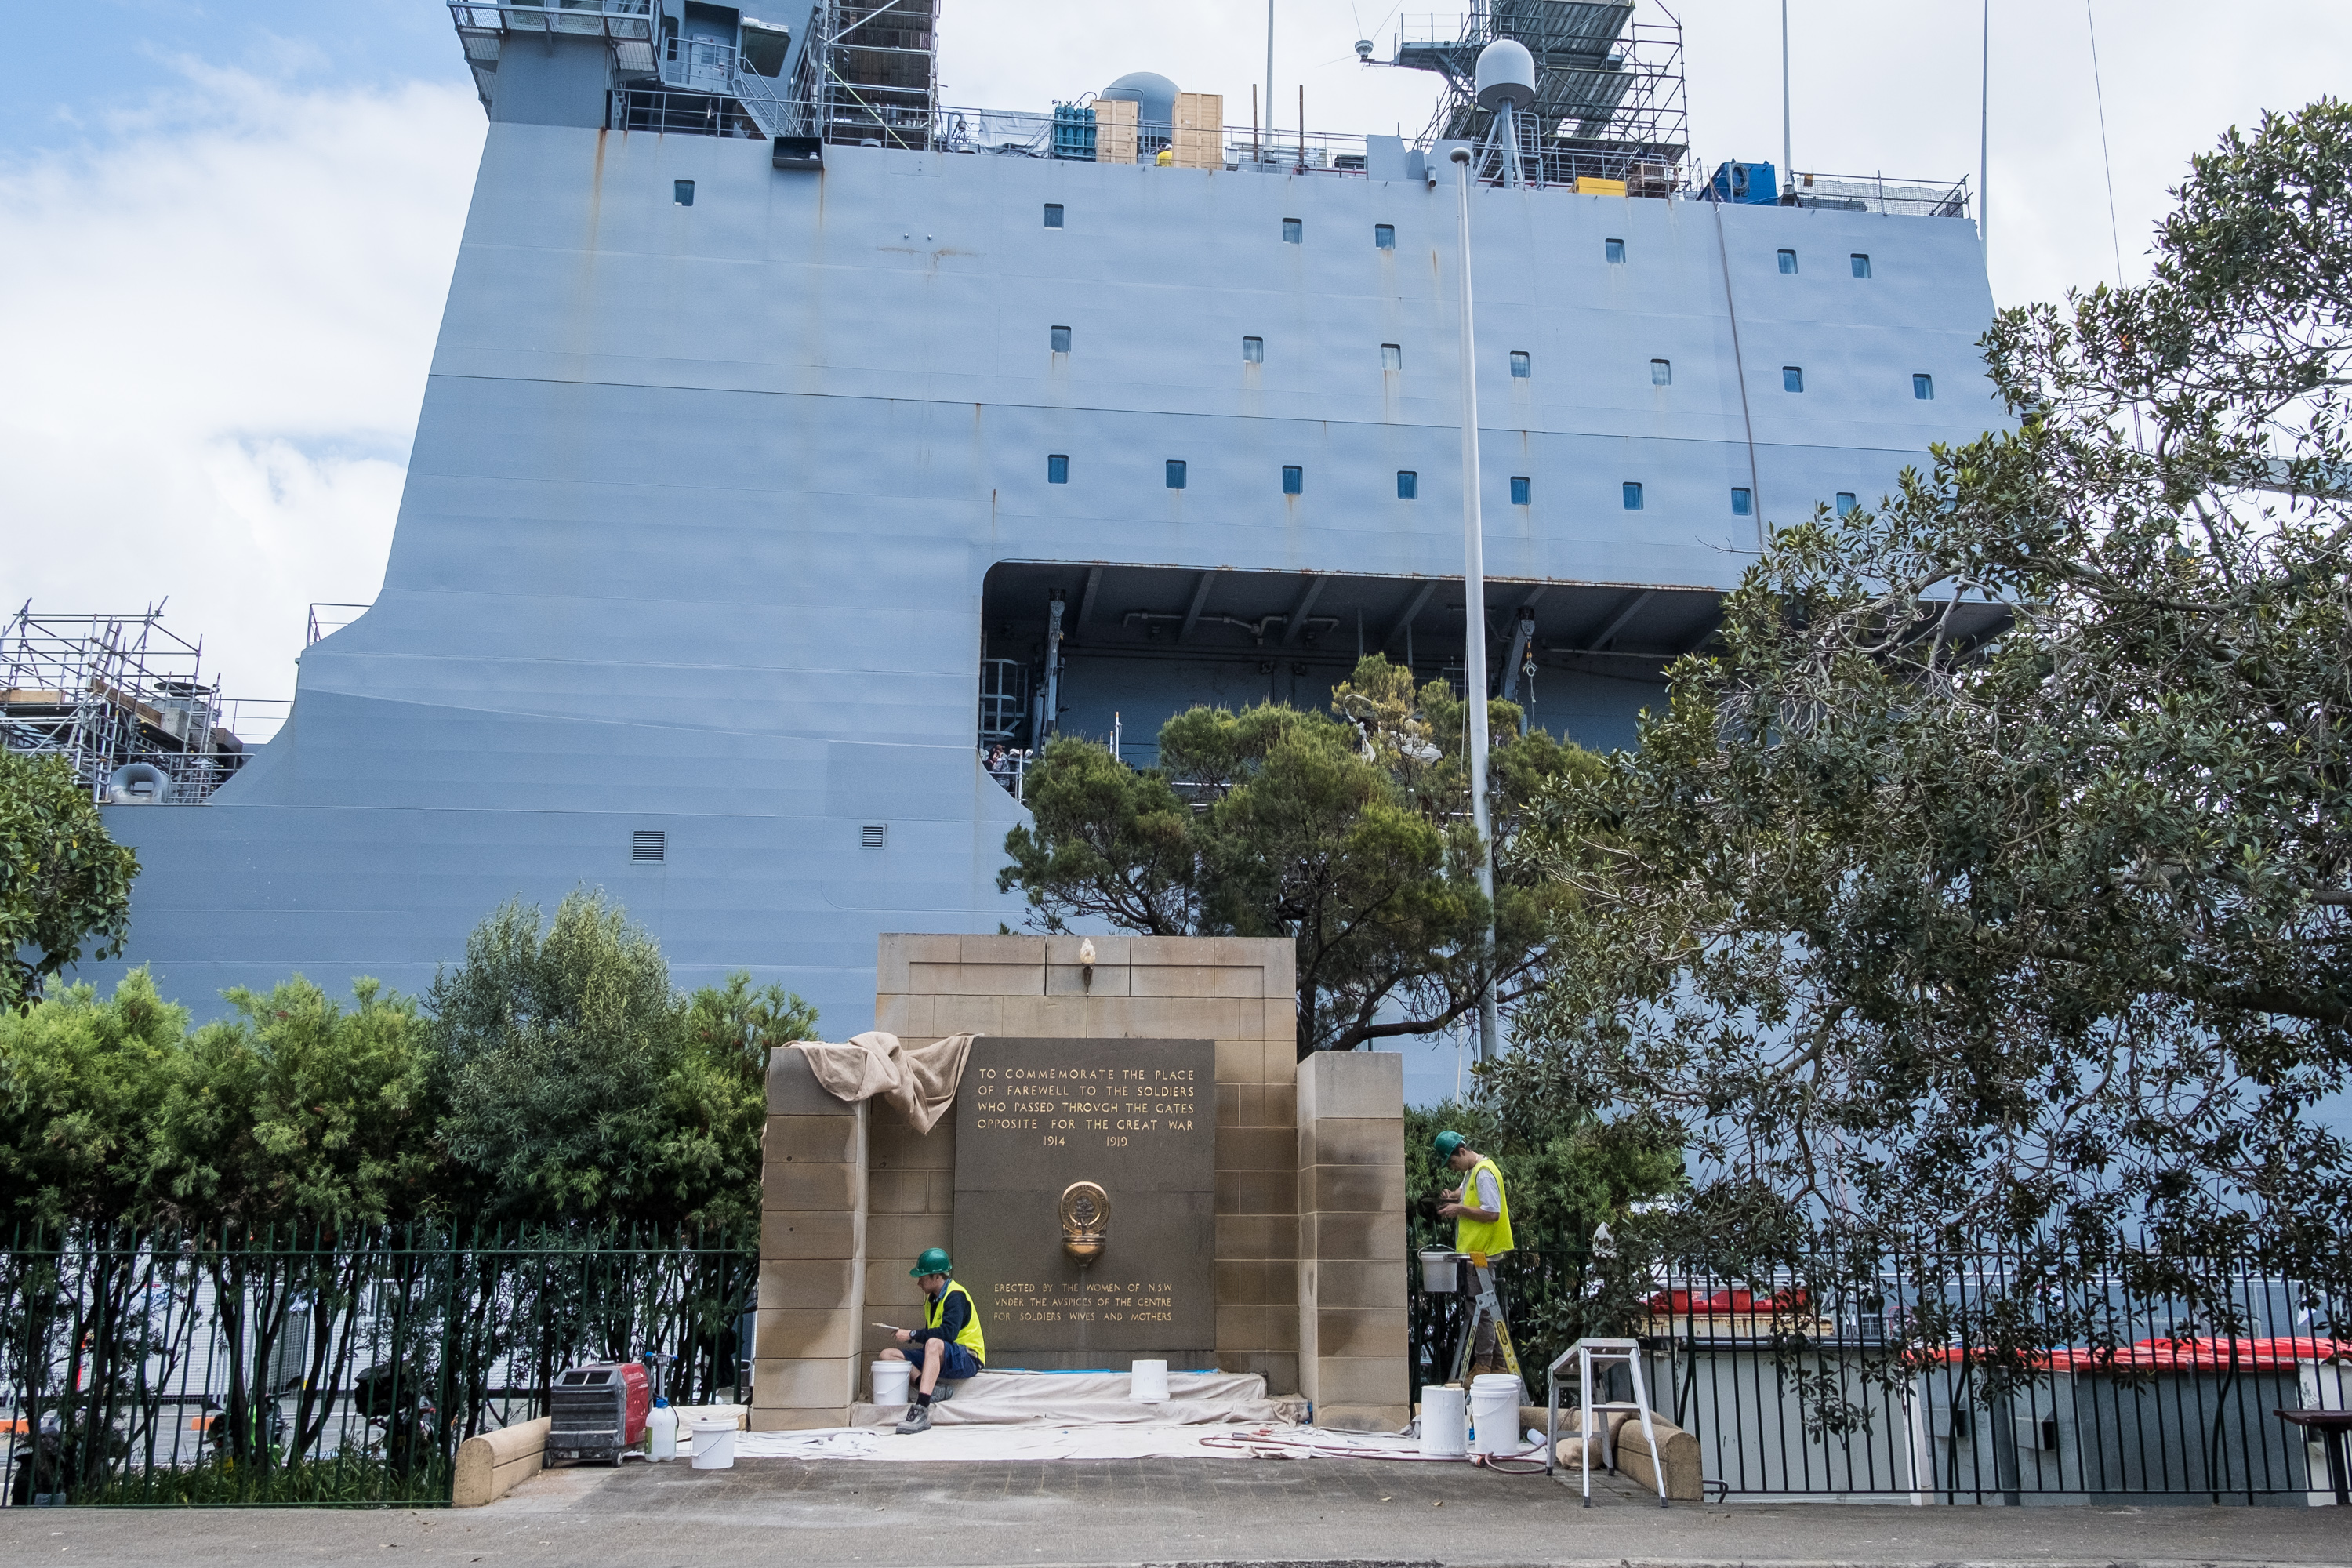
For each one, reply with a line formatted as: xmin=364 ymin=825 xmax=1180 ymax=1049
xmin=784 ymin=1031 xmax=975 ymax=1133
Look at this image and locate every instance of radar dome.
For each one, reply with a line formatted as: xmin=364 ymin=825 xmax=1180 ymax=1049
xmin=1473 ymin=39 xmax=1537 ymax=111
xmin=1100 ymin=71 xmax=1180 ymax=132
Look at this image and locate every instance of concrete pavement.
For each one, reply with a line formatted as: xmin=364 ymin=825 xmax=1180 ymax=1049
xmin=9 ymin=1457 xmax=2347 ymax=1567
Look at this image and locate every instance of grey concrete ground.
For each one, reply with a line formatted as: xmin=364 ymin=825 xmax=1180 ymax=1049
xmin=8 ymin=1458 xmax=2347 ymax=1568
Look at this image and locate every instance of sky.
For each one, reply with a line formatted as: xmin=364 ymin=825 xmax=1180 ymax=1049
xmin=3 ymin=1 xmax=2348 ymax=1098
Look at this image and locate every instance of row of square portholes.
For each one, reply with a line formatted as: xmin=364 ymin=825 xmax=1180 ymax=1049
xmin=1039 ymin=204 xmax=1882 ymax=279
xmin=1040 ymin=459 xmax=1861 ymax=517
xmin=669 ymin=187 xmax=1884 ymax=283
xmin=1053 ymin=326 xmax=1933 ymax=399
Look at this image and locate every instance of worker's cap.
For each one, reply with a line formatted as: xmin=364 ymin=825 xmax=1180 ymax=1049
xmin=910 ymin=1247 xmax=953 ymax=1277
xmin=1432 ymin=1130 xmax=1466 ymax=1160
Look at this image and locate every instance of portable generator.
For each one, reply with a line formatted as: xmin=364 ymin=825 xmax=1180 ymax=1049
xmin=546 ymin=1360 xmax=650 ymax=1466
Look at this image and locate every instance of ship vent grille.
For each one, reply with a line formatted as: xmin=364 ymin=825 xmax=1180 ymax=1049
xmin=632 ymin=830 xmax=666 ymax=862
xmin=862 ymin=824 xmax=887 ymax=849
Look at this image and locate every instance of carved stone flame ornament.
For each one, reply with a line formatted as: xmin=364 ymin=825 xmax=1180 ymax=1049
xmin=1059 ymin=1180 xmax=1111 ymax=1265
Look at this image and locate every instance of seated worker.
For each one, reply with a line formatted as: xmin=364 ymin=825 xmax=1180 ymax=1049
xmin=1434 ymin=1129 xmax=1515 ymax=1374
xmin=881 ymin=1247 xmax=985 ymax=1434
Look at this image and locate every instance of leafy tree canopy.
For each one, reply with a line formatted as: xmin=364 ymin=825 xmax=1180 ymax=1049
xmin=1511 ymin=101 xmax=2352 ymax=1333
xmin=0 ymin=967 xmax=183 ymax=1229
xmin=0 ymin=752 xmax=139 ymax=1011
xmin=1000 ymin=655 xmax=1600 ymax=1054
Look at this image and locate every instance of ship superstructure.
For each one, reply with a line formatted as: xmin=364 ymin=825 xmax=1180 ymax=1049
xmin=64 ymin=0 xmax=2000 ymax=1027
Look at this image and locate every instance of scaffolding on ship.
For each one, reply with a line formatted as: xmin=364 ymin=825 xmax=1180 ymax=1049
xmin=0 ymin=605 xmax=267 ymax=805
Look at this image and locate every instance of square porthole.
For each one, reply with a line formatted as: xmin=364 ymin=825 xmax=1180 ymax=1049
xmin=1381 ymin=343 xmax=1403 ymax=370
xmin=1621 ymin=481 xmax=1642 ymax=510
xmin=1243 ymin=336 xmax=1265 ymax=363
xmin=1512 ymin=476 xmax=1534 ymax=506
xmin=1914 ymin=373 xmax=1936 ymax=400
xmin=1835 ymin=492 xmax=1858 ymax=517
xmin=1374 ymin=223 xmax=1396 ymax=249
xmin=1509 ymin=350 xmax=1531 ymax=378
xmin=1852 ymin=253 xmax=1872 ymax=278
xmin=1282 ymin=217 xmax=1303 ymax=243
xmin=1777 ymin=249 xmax=1798 ymax=274
xmin=1397 ymin=470 xmax=1418 ymax=499
xmin=673 ymin=180 xmax=695 ymax=206
xmin=1605 ymin=238 xmax=1626 ymax=263
xmin=1166 ymin=459 xmax=1187 ymax=489
xmin=1732 ymin=488 xmax=1753 ymax=517
xmin=1044 ymin=203 xmax=1065 ymax=228
xmin=1783 ymin=365 xmax=1805 ymax=393
xmin=1650 ymin=358 xmax=1672 ymax=386
xmin=1281 ymin=465 xmax=1303 ymax=495
xmin=1047 ymin=453 xmax=1069 ymax=485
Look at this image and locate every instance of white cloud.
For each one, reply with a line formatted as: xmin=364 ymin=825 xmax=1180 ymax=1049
xmin=0 ymin=65 xmax=481 ymax=708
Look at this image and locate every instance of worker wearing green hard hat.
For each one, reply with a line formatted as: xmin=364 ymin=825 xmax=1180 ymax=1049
xmin=880 ymin=1246 xmax=985 ymax=1435
xmin=1432 ymin=1129 xmax=1518 ymax=1376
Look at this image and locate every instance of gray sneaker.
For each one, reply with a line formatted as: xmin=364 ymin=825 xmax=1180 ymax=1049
xmin=894 ymin=1403 xmax=932 ymax=1435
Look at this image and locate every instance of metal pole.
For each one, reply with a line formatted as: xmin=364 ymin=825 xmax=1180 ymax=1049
xmin=1980 ymin=0 xmax=1991 ymax=255
xmin=1450 ymin=147 xmax=1498 ymax=1066
xmin=1780 ymin=0 xmax=1791 ymax=182
xmin=1265 ymin=1 xmax=1275 ymax=172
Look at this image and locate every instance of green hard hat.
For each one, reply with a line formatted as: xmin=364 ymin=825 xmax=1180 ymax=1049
xmin=1433 ymin=1130 xmax=1466 ymax=1160
xmin=909 ymin=1247 xmax=953 ymax=1278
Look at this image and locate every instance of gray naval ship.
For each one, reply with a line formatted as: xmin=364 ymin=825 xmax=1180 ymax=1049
xmin=80 ymin=0 xmax=1996 ymax=1028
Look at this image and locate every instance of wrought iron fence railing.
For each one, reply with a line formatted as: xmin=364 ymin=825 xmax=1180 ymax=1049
xmin=1 ymin=1225 xmax=754 ymax=1507
xmin=1407 ymin=1246 xmax=2348 ymax=1504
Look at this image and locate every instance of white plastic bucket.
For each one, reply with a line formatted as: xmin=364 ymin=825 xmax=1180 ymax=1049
xmin=1130 ymin=1359 xmax=1169 ymax=1403
xmin=1418 ymin=1250 xmax=1462 ymax=1293
xmin=688 ymin=1417 xmax=736 ymax=1469
xmin=871 ymin=1359 xmax=911 ymax=1406
xmin=1418 ymin=1383 xmax=1468 ymax=1457
xmin=1468 ymin=1373 xmax=1523 ymax=1455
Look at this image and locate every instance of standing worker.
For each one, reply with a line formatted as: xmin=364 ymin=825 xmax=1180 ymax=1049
xmin=881 ymin=1247 xmax=986 ymax=1434
xmin=1434 ymin=1130 xmax=1516 ymax=1375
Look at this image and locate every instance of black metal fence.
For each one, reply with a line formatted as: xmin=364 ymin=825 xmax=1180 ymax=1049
xmin=1 ymin=1225 xmax=754 ymax=1507
xmin=1408 ymin=1247 xmax=2349 ymax=1504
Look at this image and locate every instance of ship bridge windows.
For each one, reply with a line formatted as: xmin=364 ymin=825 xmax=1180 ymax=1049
xmin=1836 ymin=492 xmax=1859 ymax=517
xmin=1166 ymin=459 xmax=1187 ymax=489
xmin=1620 ymin=481 xmax=1641 ymax=510
xmin=1283 ymin=217 xmax=1304 ymax=243
xmin=1914 ymin=373 xmax=1936 ymax=399
xmin=1777 ymin=248 xmax=1798 ymax=274
xmin=1047 ymin=454 xmax=1069 ymax=485
xmin=1605 ymin=238 xmax=1626 ymax=263
xmin=1510 ymin=350 xmax=1531 ymax=378
xmin=1733 ymin=488 xmax=1754 ymax=517
xmin=1044 ymin=203 xmax=1065 ymax=228
xmin=1512 ymin=476 xmax=1533 ymax=505
xmin=1050 ymin=325 xmax=1072 ymax=353
xmin=1650 ymin=358 xmax=1672 ymax=386
xmin=1243 ymin=336 xmax=1265 ymax=363
xmin=1282 ymin=466 xmax=1304 ymax=495
xmin=1852 ymin=252 xmax=1873 ymax=278
xmin=1381 ymin=343 xmax=1403 ymax=370
xmin=1782 ymin=365 xmax=1805 ymax=392
xmin=1374 ymin=223 xmax=1396 ymax=249
xmin=673 ymin=180 xmax=695 ymax=206
xmin=1397 ymin=471 xmax=1418 ymax=499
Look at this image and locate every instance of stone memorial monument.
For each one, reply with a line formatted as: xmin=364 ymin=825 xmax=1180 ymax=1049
xmin=750 ymin=934 xmax=1408 ymax=1431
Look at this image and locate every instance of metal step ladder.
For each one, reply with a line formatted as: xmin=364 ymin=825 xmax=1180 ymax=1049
xmin=1545 ymin=1337 xmax=1670 ymax=1508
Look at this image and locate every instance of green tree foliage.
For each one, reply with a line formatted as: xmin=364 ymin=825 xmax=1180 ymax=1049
xmin=430 ymin=893 xmax=810 ymax=1230
xmin=0 ymin=752 xmax=139 ymax=1011
xmin=154 ymin=978 xmax=441 ymax=1229
xmin=0 ymin=968 xmax=183 ymax=1229
xmin=1512 ymin=101 xmax=2352 ymax=1339
xmin=1001 ymin=655 xmax=1600 ymax=1054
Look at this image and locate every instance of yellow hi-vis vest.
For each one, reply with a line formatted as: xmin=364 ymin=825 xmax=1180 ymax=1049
xmin=927 ymin=1277 xmax=987 ymax=1364
xmin=1455 ymin=1155 xmax=1515 ymax=1258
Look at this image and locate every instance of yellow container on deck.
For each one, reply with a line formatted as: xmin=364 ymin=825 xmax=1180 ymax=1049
xmin=1573 ymin=176 xmax=1628 ymax=196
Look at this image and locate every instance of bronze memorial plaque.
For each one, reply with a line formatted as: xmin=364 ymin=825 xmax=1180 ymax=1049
xmin=952 ymin=1037 xmax=1215 ymax=1367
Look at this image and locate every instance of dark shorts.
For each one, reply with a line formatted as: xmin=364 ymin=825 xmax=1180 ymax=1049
xmin=933 ymin=1341 xmax=983 ymax=1381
